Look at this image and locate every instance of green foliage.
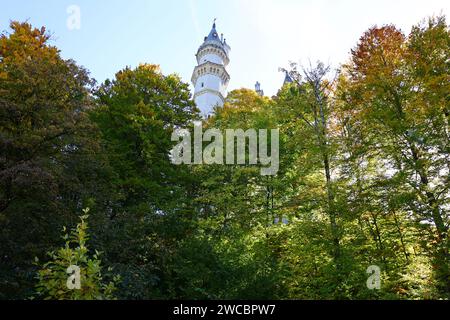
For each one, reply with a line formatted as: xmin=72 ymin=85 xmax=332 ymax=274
xmin=91 ymin=64 xmax=199 ymax=214
xmin=338 ymin=16 xmax=450 ymax=295
xmin=1 ymin=16 xmax=449 ymax=300
xmin=167 ymin=225 xmax=288 ymax=299
xmin=34 ymin=209 xmax=120 ymax=300
xmin=0 ymin=21 xmax=103 ymax=299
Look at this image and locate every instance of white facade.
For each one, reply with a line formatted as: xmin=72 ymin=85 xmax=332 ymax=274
xmin=191 ymin=22 xmax=230 ymax=117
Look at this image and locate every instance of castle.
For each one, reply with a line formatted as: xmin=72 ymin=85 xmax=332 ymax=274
xmin=191 ymin=20 xmax=231 ymax=117
xmin=191 ymin=21 xmax=293 ymax=117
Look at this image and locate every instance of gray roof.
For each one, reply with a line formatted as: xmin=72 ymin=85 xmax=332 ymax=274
xmin=205 ymin=22 xmax=220 ymax=42
xmin=197 ymin=21 xmax=231 ymax=58
xmin=284 ymin=71 xmax=293 ymax=84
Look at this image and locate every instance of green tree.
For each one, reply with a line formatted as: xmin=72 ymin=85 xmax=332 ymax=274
xmin=0 ymin=21 xmax=100 ymax=299
xmin=35 ymin=209 xmax=119 ymax=300
xmin=90 ymin=64 xmax=200 ymax=298
xmin=339 ymin=18 xmax=449 ymax=295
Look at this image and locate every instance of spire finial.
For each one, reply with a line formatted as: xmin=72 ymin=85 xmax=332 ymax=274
xmin=213 ymin=18 xmax=217 ymax=27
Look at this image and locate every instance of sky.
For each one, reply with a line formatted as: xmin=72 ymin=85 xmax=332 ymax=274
xmin=1 ymin=0 xmax=449 ymax=96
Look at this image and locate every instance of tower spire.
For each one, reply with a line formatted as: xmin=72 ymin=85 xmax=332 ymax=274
xmin=283 ymin=70 xmax=293 ymax=84
xmin=192 ymin=21 xmax=231 ymax=117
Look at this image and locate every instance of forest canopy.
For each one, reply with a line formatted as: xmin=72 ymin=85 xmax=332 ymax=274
xmin=0 ymin=16 xmax=449 ymax=300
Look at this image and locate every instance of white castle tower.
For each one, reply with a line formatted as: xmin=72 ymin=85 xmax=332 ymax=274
xmin=191 ymin=20 xmax=231 ymax=117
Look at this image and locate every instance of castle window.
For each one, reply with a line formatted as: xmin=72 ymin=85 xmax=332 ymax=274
xmin=201 ymin=82 xmax=204 ymax=88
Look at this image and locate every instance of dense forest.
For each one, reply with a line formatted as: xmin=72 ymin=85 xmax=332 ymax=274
xmin=0 ymin=16 xmax=449 ymax=300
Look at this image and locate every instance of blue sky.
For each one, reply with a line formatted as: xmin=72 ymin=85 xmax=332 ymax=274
xmin=1 ymin=0 xmax=449 ymax=96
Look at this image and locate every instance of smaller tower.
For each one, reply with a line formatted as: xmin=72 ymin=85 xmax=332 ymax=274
xmin=255 ymin=81 xmax=264 ymax=96
xmin=283 ymin=70 xmax=293 ymax=85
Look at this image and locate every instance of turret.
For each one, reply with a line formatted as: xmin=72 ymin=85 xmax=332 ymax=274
xmin=191 ymin=20 xmax=231 ymax=117
xmin=255 ymin=81 xmax=264 ymax=96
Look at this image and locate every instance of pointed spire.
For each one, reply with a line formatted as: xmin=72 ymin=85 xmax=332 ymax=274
xmin=206 ymin=19 xmax=220 ymax=42
xmin=283 ymin=70 xmax=293 ymax=84
xmin=197 ymin=19 xmax=230 ymax=57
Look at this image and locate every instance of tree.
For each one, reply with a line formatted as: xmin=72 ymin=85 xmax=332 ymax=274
xmin=277 ymin=62 xmax=343 ymax=273
xmin=2 ymin=15 xmax=448 ymax=300
xmin=90 ymin=64 xmax=200 ymax=298
xmin=35 ymin=209 xmax=119 ymax=300
xmin=0 ymin=21 xmax=99 ymax=299
xmin=340 ymin=18 xmax=449 ymax=295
